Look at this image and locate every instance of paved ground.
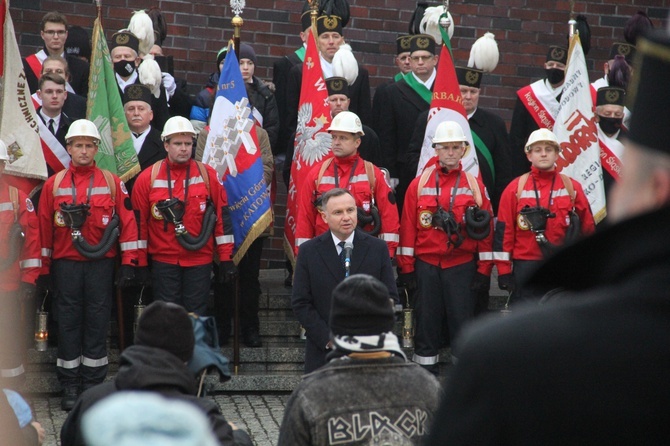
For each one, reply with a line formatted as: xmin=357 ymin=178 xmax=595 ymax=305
xmin=31 ymin=392 xmax=291 ymax=446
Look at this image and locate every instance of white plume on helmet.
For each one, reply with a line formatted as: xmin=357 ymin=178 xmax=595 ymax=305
xmin=420 ymin=6 xmax=454 ymax=45
xmin=138 ymin=55 xmax=162 ymax=98
xmin=468 ymin=32 xmax=499 ymax=73
xmin=332 ymin=43 xmax=359 ymax=86
xmin=128 ymin=10 xmax=155 ymax=56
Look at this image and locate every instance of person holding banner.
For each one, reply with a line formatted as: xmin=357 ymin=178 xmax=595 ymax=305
xmin=374 ymin=34 xmax=438 ymax=212
xmin=509 ymin=46 xmax=568 ymax=177
xmin=494 ymin=128 xmax=595 ymax=303
xmin=38 ymin=119 xmax=139 ymax=411
xmin=426 ymin=28 xmax=670 ymax=444
xmin=131 ymin=116 xmax=236 ymax=317
xmin=595 ymin=86 xmax=627 ymax=197
xmin=397 ymin=121 xmax=494 ymax=374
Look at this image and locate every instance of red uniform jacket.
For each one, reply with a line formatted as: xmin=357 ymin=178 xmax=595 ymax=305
xmin=131 ymin=159 xmax=233 ymax=267
xmin=39 ymin=164 xmax=139 ymax=270
xmin=294 ymin=154 xmax=399 ymax=259
xmin=494 ymin=167 xmax=596 ymax=275
xmin=0 ymin=181 xmax=41 ymax=291
xmin=397 ymin=160 xmax=494 ymax=275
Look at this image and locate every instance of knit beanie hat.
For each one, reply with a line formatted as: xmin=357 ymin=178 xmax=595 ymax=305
xmin=134 ymin=301 xmax=195 ymax=362
xmin=238 ymin=43 xmax=257 ymax=65
xmin=329 ymin=274 xmax=395 ymax=336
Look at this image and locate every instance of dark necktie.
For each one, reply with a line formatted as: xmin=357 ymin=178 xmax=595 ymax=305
xmin=132 ymin=132 xmax=141 ymax=138
xmin=48 ymin=118 xmax=55 ymax=135
xmin=338 ymin=241 xmax=346 ymax=270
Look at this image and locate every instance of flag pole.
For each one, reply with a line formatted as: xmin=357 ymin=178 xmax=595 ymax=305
xmin=440 ymin=0 xmax=451 ymax=29
xmin=568 ymin=0 xmax=576 ymax=36
xmin=230 ymin=0 xmax=244 ymax=52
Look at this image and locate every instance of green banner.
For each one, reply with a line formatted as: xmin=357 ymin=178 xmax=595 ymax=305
xmin=87 ymin=16 xmax=139 ymax=183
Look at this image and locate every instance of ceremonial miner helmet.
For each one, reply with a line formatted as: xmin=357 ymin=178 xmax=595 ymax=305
xmin=65 ymin=119 xmax=101 ymax=145
xmin=328 ymin=111 xmax=364 ymax=136
xmin=161 ymin=116 xmax=196 ymax=141
xmin=525 ymin=128 xmax=560 ymax=153
xmin=433 ymin=121 xmax=468 ymax=145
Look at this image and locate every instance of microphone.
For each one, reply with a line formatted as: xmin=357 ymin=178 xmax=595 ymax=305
xmin=343 ymin=242 xmax=353 ymax=277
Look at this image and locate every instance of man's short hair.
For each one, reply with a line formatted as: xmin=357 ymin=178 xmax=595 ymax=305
xmin=41 ymin=11 xmax=68 ymax=31
xmin=38 ymin=72 xmax=67 ymax=90
xmin=41 ymin=55 xmax=70 ymax=75
xmin=321 ymin=188 xmax=354 ymax=208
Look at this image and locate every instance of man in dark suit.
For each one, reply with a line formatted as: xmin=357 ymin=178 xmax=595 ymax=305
xmin=39 ymin=56 xmax=87 ymax=120
xmin=22 ymin=11 xmax=89 ymax=97
xmin=36 ymin=73 xmax=72 ymax=176
xmin=426 ymin=29 xmax=670 ymax=445
xmin=374 ymin=34 xmax=437 ymax=213
xmin=284 ymin=14 xmax=372 ymax=155
xmin=292 ymin=188 xmax=398 ymax=373
xmin=123 ymin=84 xmax=165 ymax=172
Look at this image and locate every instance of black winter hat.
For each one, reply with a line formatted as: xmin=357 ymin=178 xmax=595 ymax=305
xmin=134 ymin=301 xmax=195 ymax=362
xmin=329 ymin=274 xmax=395 ymax=336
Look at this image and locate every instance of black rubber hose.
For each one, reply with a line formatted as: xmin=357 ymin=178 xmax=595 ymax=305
xmin=465 ymin=207 xmax=491 ymax=240
xmin=177 ymin=205 xmax=217 ymax=251
xmin=74 ymin=214 xmax=120 ymax=259
xmin=356 ymin=206 xmax=381 ymax=237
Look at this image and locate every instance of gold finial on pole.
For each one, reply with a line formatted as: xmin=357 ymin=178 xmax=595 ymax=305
xmin=230 ymin=0 xmax=245 ymax=51
xmin=309 ymin=0 xmax=319 ymax=28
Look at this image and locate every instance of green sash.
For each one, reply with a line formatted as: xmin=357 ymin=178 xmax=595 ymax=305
xmin=394 ymin=72 xmax=403 ymax=82
xmin=402 ymin=72 xmax=432 ymax=104
xmin=471 ymin=130 xmax=495 ymax=182
xmin=295 ymin=47 xmax=306 ymax=62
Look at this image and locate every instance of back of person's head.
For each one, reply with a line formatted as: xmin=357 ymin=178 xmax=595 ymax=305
xmin=134 ymin=301 xmax=195 ymax=362
xmin=330 ymin=274 xmax=395 ymax=337
xmin=82 ymin=392 xmax=218 ymax=446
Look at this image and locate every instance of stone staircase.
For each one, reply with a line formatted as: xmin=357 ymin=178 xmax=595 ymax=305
xmin=24 ymin=269 xmax=509 ymax=394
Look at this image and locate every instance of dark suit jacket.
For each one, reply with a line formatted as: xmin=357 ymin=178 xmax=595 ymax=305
xmin=62 ymin=93 xmax=87 ymax=120
xmin=37 ymin=108 xmax=72 ymax=176
xmin=292 ymin=228 xmax=398 ymax=373
xmin=125 ymin=127 xmax=165 ymax=196
xmin=273 ymin=51 xmax=303 ymax=156
xmin=23 ymin=53 xmax=89 ymax=97
xmin=429 ymin=206 xmax=670 ymax=445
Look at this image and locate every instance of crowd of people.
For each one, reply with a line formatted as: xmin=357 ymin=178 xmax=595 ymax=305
xmin=1 ymin=1 xmax=669 ymax=445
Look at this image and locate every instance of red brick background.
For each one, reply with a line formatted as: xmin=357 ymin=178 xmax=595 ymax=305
xmin=9 ymin=0 xmax=669 ymax=268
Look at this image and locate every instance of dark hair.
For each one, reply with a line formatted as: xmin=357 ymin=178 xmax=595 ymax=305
xmin=321 ymin=187 xmax=354 ymax=208
xmin=38 ymin=72 xmax=67 ymax=90
xmin=41 ymin=11 xmax=68 ymax=31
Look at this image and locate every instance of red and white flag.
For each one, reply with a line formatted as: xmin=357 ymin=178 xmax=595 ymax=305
xmin=553 ymin=33 xmax=606 ymax=223
xmin=0 ymin=1 xmax=47 ymax=196
xmin=283 ymin=28 xmax=332 ymax=263
xmin=416 ymin=27 xmax=479 ymax=177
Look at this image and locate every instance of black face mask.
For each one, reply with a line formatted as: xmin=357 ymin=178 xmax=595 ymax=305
xmin=114 ymin=60 xmax=135 ymax=78
xmin=545 ymin=68 xmax=565 ymax=85
xmin=598 ymin=115 xmax=623 ymax=135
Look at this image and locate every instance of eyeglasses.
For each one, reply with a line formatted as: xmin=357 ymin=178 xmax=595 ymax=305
xmin=43 ymin=30 xmax=67 ymax=37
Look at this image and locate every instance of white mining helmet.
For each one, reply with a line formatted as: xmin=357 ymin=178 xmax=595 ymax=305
xmin=65 ymin=119 xmax=101 ymax=145
xmin=161 ymin=116 xmax=196 ymax=141
xmin=328 ymin=111 xmax=365 ymax=136
xmin=432 ymin=121 xmax=468 ymax=146
xmin=0 ymin=140 xmax=9 ymax=161
xmin=525 ymin=128 xmax=560 ymax=153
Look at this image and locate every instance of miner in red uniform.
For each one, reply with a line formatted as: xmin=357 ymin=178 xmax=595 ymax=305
xmin=294 ymin=111 xmax=399 ymax=259
xmin=396 ymin=121 xmax=494 ymax=374
xmin=131 ymin=116 xmax=236 ymax=317
xmin=0 ymin=140 xmax=41 ymax=390
xmin=495 ymin=128 xmax=595 ymax=302
xmin=38 ymin=119 xmax=139 ymax=411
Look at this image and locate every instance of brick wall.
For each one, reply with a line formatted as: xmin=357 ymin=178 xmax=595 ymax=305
xmin=10 ymin=0 xmax=669 ymax=268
